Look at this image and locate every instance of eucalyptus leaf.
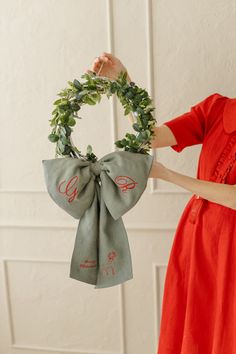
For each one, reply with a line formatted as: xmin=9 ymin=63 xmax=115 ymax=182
xmin=61 ymin=136 xmax=70 ymax=145
xmin=58 ymin=139 xmax=65 ymax=152
xmin=132 ymin=123 xmax=141 ymax=132
xmin=114 ymin=140 xmax=124 ymax=148
xmin=48 ymin=133 xmax=59 ymax=142
xmin=73 ymin=79 xmax=82 ymax=90
xmin=141 ymin=131 xmax=148 ymax=139
xmin=59 ymin=126 xmax=67 ymax=135
xmin=124 ymin=105 xmax=132 ymax=115
xmin=65 ymin=126 xmax=72 ymax=135
xmin=76 ymin=90 xmax=89 ymax=100
xmin=85 ymin=96 xmax=97 ymax=105
xmin=121 ymin=138 xmax=128 ymax=146
xmin=68 ymin=117 xmax=76 ymax=126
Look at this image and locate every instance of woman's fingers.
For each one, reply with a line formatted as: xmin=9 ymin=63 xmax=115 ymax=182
xmin=102 ymin=52 xmax=115 ymax=60
xmin=86 ymin=52 xmax=117 ymax=78
xmin=92 ymin=62 xmax=103 ymax=74
xmin=95 ymin=55 xmax=113 ymax=66
xmin=102 ymin=54 xmax=116 ymax=66
xmin=91 ymin=56 xmax=113 ymax=74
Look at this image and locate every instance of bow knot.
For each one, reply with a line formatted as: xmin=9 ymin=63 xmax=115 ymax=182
xmin=90 ymin=160 xmax=107 ymax=177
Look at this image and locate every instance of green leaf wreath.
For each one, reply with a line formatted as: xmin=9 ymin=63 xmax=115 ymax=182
xmin=48 ymin=71 xmax=157 ymax=162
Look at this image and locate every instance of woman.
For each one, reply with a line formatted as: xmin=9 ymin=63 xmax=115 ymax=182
xmin=87 ymin=53 xmax=236 ymax=353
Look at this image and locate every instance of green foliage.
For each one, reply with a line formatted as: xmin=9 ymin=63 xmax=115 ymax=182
xmin=48 ymin=133 xmax=59 ymax=142
xmin=48 ymin=70 xmax=157 ymax=160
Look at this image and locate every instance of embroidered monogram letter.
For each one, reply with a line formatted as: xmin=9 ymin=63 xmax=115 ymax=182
xmin=57 ymin=175 xmax=79 ymax=203
xmin=114 ymin=175 xmax=138 ymax=192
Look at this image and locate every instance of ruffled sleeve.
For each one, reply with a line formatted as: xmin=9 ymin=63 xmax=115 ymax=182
xmin=163 ymin=93 xmax=227 ymax=152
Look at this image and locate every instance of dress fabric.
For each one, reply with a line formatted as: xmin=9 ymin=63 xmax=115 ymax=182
xmin=156 ymin=92 xmax=236 ymax=354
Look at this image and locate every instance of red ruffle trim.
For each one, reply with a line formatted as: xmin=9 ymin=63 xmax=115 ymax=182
xmin=209 ymin=133 xmax=236 ymax=183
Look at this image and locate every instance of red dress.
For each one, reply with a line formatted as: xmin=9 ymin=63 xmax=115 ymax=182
xmin=156 ymin=93 xmax=236 ymax=354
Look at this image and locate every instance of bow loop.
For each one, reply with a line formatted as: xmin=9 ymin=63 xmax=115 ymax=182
xmin=99 ymin=151 xmax=154 ymax=220
xmin=42 ymin=157 xmax=96 ymax=219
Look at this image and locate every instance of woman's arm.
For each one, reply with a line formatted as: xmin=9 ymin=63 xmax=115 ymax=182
xmin=149 ymin=161 xmax=236 ymax=210
xmin=150 ymin=125 xmax=177 ymax=148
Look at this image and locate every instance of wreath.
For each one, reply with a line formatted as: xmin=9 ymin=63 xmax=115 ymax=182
xmin=48 ymin=71 xmax=157 ymax=161
xmin=43 ymin=70 xmax=156 ymax=288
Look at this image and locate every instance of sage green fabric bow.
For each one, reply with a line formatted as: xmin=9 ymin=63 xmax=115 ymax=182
xmin=42 ymin=150 xmax=153 ymax=289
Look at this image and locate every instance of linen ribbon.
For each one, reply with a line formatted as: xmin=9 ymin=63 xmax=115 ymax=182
xmin=42 ymin=150 xmax=154 ymax=289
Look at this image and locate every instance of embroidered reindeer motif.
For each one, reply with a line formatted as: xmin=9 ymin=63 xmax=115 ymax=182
xmin=57 ymin=175 xmax=79 ymax=203
xmin=114 ymin=175 xmax=138 ymax=193
xmin=101 ymin=250 xmax=118 ymax=276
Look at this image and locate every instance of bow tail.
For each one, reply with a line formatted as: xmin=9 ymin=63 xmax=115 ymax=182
xmin=95 ymin=183 xmax=133 ymax=289
xmin=69 ymin=183 xmax=99 ymax=286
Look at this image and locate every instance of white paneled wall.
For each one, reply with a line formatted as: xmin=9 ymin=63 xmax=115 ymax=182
xmin=1 ymin=1 xmax=236 ymax=354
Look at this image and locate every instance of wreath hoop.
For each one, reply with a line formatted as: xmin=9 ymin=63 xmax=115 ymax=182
xmin=48 ymin=70 xmax=157 ymax=162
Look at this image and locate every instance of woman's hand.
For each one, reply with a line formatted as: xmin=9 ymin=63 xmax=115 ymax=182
xmin=86 ymin=52 xmax=131 ymax=82
xmin=148 ymin=160 xmax=169 ymax=179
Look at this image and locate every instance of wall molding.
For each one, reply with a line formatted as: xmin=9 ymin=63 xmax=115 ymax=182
xmin=2 ymin=257 xmax=126 ymax=354
xmin=10 ymin=345 xmax=121 ymax=354
xmin=0 ymin=222 xmax=178 ymax=231
xmin=145 ymin=0 xmax=159 ymax=195
xmin=152 ymin=263 xmax=167 ymax=350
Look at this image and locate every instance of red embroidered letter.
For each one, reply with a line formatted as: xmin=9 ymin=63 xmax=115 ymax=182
xmin=80 ymin=259 xmax=97 ymax=268
xmin=57 ymin=175 xmax=79 ymax=203
xmin=114 ymin=175 xmax=138 ymax=193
